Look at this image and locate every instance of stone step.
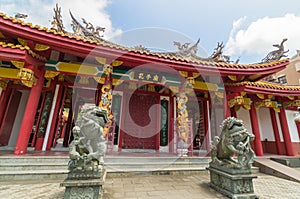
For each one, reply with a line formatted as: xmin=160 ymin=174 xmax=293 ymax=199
xmin=0 ymin=156 xmax=210 ymax=163
xmin=0 ymin=155 xmax=261 ymax=180
xmin=0 ymin=156 xmax=69 ymax=163
xmin=105 ymin=156 xmax=211 ymax=163
xmin=105 ymin=162 xmax=208 ymax=171
xmin=0 ymin=162 xmax=68 ymax=171
xmin=0 ymin=166 xmax=209 ymax=180
xmin=0 ymin=170 xmax=68 ymax=180
xmin=0 ymin=165 xmax=259 ymax=180
xmin=0 ymin=156 xmax=211 ymax=168
xmin=0 ymin=161 xmax=208 ymax=171
xmin=107 ymin=167 xmax=209 ymax=177
xmin=0 ymin=156 xmax=211 ymax=180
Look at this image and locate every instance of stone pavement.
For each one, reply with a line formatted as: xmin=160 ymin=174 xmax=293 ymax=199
xmin=0 ymin=172 xmax=300 ymax=199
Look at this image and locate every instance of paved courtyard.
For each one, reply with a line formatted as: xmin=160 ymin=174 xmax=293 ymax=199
xmin=0 ymin=172 xmax=300 ymax=199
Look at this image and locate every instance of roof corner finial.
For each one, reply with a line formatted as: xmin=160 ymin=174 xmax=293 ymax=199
xmin=50 ymin=3 xmax=66 ymax=33
xmin=15 ymin=13 xmax=27 ymax=20
xmin=69 ymin=10 xmax=105 ymax=41
xmin=172 ymin=38 xmax=200 ymax=58
xmin=261 ymin=38 xmax=289 ymax=63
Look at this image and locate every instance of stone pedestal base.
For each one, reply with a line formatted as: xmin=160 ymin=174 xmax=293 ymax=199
xmin=60 ymin=170 xmax=106 ymax=199
xmin=207 ymin=164 xmax=259 ymax=199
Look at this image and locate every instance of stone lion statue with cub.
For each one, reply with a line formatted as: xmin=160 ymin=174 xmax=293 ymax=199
xmin=211 ymin=117 xmax=255 ymax=169
xmin=68 ymin=104 xmax=108 ymax=172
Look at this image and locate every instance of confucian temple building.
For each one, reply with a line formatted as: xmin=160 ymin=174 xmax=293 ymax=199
xmin=0 ymin=5 xmax=300 ymax=157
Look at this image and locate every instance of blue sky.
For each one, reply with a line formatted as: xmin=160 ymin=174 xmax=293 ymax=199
xmin=1 ymin=0 xmax=300 ymax=63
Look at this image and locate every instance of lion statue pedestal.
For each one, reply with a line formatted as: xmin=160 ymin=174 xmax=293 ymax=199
xmin=60 ymin=104 xmax=109 ymax=199
xmin=207 ymin=117 xmax=259 ymax=199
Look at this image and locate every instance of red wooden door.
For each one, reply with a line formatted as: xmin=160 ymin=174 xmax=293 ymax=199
xmin=122 ymin=93 xmax=158 ymax=149
xmin=0 ymin=90 xmax=22 ymax=146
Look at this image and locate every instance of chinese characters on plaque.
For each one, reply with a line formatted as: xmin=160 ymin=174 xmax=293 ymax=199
xmin=134 ymin=72 xmax=162 ymax=83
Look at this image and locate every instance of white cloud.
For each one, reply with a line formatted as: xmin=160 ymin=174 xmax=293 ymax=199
xmin=225 ymin=14 xmax=300 ymax=61
xmin=0 ymin=0 xmax=122 ymax=40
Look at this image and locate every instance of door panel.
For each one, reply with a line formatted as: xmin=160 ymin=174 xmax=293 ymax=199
xmin=122 ymin=93 xmax=158 ymax=149
xmin=0 ymin=90 xmax=22 ymax=146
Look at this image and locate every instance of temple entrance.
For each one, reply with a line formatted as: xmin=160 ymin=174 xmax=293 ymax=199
xmin=122 ymin=92 xmax=159 ymax=150
xmin=187 ymin=99 xmax=207 ymax=150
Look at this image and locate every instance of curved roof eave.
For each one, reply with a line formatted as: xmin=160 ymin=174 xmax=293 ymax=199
xmin=0 ymin=42 xmax=45 ymax=66
xmin=0 ymin=13 xmax=289 ymax=76
xmin=226 ymin=81 xmax=300 ymax=96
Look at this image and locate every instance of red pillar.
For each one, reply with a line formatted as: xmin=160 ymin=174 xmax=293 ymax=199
xmin=223 ymin=93 xmax=231 ymax=118
xmin=14 ymin=70 xmax=45 ymax=155
xmin=46 ymin=85 xmax=64 ymax=150
xmin=295 ymin=121 xmax=300 ymax=141
xmin=269 ymin=109 xmax=283 ymax=155
xmin=249 ymin=104 xmax=264 ymax=156
xmin=0 ymin=87 xmax=11 ymax=127
xmin=231 ymin=107 xmax=237 ymax=118
xmin=52 ymin=86 xmax=67 ymax=148
xmin=30 ymin=92 xmax=45 ymax=147
xmin=118 ymin=93 xmax=128 ymax=152
xmin=203 ymin=100 xmax=210 ymax=152
xmin=155 ymin=96 xmax=160 ymax=152
xmin=278 ymin=107 xmax=295 ymax=156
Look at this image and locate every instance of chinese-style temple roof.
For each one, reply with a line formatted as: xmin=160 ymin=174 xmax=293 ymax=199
xmin=0 ymin=12 xmax=289 ymax=77
xmin=0 ymin=6 xmax=297 ymax=98
xmin=226 ymin=81 xmax=300 ymax=96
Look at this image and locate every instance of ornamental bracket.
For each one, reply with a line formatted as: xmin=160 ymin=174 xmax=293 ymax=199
xmin=17 ymin=68 xmax=36 ymax=87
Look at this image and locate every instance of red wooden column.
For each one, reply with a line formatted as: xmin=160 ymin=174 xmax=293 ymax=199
xmin=203 ymin=100 xmax=210 ymax=152
xmin=269 ymin=109 xmax=283 ymax=155
xmin=249 ymin=104 xmax=264 ymax=156
xmin=14 ymin=70 xmax=45 ymax=155
xmin=0 ymin=87 xmax=11 ymax=127
xmin=118 ymin=93 xmax=127 ymax=152
xmin=295 ymin=121 xmax=300 ymax=141
xmin=155 ymin=97 xmax=160 ymax=152
xmin=31 ymin=92 xmax=46 ymax=148
xmin=230 ymin=107 xmax=237 ymax=118
xmin=223 ymin=92 xmax=231 ymax=118
xmin=278 ymin=107 xmax=295 ymax=156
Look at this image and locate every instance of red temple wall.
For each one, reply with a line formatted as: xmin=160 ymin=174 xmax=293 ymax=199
xmin=261 ymin=141 xmax=300 ymax=155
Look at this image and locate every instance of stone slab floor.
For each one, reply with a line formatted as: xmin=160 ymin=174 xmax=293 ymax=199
xmin=0 ymin=172 xmax=300 ymax=199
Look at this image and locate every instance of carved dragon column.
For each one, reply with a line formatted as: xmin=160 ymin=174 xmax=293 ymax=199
xmin=176 ymin=86 xmax=189 ymax=156
xmin=176 ymin=72 xmax=200 ymax=156
xmin=176 ymin=77 xmax=197 ymax=156
xmin=96 ymin=58 xmax=123 ymax=137
xmin=98 ymin=64 xmax=113 ymax=137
